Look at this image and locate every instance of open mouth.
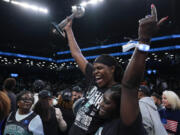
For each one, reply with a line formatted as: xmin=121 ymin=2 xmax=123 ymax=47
xmin=95 ymin=76 xmax=103 ymax=84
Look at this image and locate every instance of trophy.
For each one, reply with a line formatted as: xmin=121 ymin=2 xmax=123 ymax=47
xmin=52 ymin=5 xmax=85 ymax=37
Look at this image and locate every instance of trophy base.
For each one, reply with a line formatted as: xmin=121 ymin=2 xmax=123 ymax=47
xmin=51 ymin=22 xmax=66 ymax=38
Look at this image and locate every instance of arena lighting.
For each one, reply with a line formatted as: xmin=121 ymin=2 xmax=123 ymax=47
xmin=0 ymin=51 xmax=53 ymax=61
xmin=3 ymin=0 xmax=10 ymax=2
xmin=0 ymin=45 xmax=180 ymax=64
xmin=147 ymin=70 xmax=152 ymax=75
xmin=147 ymin=69 xmax=156 ymax=75
xmin=56 ymin=45 xmax=180 ymax=63
xmin=8 ymin=0 xmax=48 ymax=14
xmin=152 ymin=70 xmax=157 ymax=74
xmin=10 ymin=73 xmax=19 ymax=77
xmin=80 ymin=0 xmax=103 ymax=7
xmin=57 ymin=34 xmax=180 ymax=55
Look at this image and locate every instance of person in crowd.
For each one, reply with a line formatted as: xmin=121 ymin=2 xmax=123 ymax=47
xmin=57 ymin=89 xmax=75 ymax=135
xmin=63 ymin=3 xmax=167 ymax=135
xmin=72 ymin=86 xmax=83 ymax=102
xmin=151 ymin=92 xmax=164 ymax=111
xmin=31 ymin=79 xmax=46 ymax=109
xmin=2 ymin=78 xmax=17 ymax=112
xmin=3 ymin=90 xmax=44 ymax=135
xmin=0 ymin=91 xmax=11 ymax=135
xmin=160 ymin=90 xmax=180 ymax=135
xmin=33 ymin=90 xmax=67 ymax=135
xmin=138 ymin=85 xmax=167 ymax=135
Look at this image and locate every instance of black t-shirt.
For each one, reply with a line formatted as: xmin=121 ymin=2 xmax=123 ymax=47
xmin=69 ymin=63 xmax=111 ymax=135
xmin=95 ymin=113 xmax=147 ymax=135
xmin=58 ymin=106 xmax=75 ymax=135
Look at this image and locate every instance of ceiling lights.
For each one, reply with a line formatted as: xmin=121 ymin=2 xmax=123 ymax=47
xmin=3 ymin=0 xmax=48 ymax=14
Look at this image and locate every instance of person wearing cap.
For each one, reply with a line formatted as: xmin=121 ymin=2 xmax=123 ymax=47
xmin=57 ymin=89 xmax=75 ymax=135
xmin=33 ymin=90 xmax=67 ymax=135
xmin=71 ymin=86 xmax=83 ymax=102
xmin=138 ymin=85 xmax=167 ymax=135
xmin=31 ymin=80 xmax=46 ymax=110
xmin=3 ymin=90 xmax=44 ymax=135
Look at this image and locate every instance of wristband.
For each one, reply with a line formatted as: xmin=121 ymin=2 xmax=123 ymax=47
xmin=137 ymin=43 xmax=150 ymax=52
xmin=122 ymin=41 xmax=150 ymax=52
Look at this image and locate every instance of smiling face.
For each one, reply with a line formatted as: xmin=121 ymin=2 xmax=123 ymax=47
xmin=93 ymin=63 xmax=115 ymax=88
xmin=99 ymin=91 xmax=118 ymax=119
xmin=18 ymin=93 xmax=33 ymax=114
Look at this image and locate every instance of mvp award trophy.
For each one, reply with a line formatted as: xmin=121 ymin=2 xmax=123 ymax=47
xmin=52 ymin=5 xmax=85 ymax=37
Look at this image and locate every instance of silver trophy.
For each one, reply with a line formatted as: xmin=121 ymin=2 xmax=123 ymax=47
xmin=52 ymin=5 xmax=85 ymax=37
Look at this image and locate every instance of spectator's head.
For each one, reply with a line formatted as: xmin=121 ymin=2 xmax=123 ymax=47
xmin=33 ymin=80 xmax=46 ymax=93
xmin=3 ymin=78 xmax=16 ymax=92
xmin=93 ymin=54 xmax=124 ymax=88
xmin=17 ymin=91 xmax=34 ymax=114
xmin=162 ymin=90 xmax=180 ymax=110
xmin=57 ymin=89 xmax=73 ymax=109
xmin=60 ymin=89 xmax=72 ymax=102
xmin=151 ymin=92 xmax=162 ymax=105
xmin=38 ymin=90 xmax=54 ymax=106
xmin=0 ymin=91 xmax=11 ymax=121
xmin=99 ymin=84 xmax=121 ymax=119
xmin=138 ymin=85 xmax=151 ymax=99
xmin=72 ymin=86 xmax=82 ymax=102
xmin=34 ymin=90 xmax=54 ymax=121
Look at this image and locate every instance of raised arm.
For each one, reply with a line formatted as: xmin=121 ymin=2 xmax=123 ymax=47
xmin=64 ymin=19 xmax=88 ymax=74
xmin=120 ymin=4 xmax=168 ymax=126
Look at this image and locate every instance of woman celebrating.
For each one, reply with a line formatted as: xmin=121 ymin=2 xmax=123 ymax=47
xmin=3 ymin=91 xmax=44 ymax=135
xmin=65 ymin=36 xmax=123 ymax=135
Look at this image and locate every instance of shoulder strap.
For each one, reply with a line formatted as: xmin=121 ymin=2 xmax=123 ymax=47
xmin=6 ymin=111 xmax=15 ymax=122
xmin=25 ymin=112 xmax=37 ymax=122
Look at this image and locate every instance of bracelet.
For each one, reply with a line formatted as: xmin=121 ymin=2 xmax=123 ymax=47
xmin=136 ymin=43 xmax=150 ymax=52
xmin=122 ymin=41 xmax=150 ymax=52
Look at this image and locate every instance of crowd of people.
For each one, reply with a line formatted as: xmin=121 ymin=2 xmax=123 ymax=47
xmin=0 ymin=4 xmax=180 ymax=135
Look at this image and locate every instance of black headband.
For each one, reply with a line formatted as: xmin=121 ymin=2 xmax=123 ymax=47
xmin=94 ymin=54 xmax=117 ymax=67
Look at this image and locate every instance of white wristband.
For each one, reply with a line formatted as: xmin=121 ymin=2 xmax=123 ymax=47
xmin=122 ymin=41 xmax=150 ymax=52
xmin=122 ymin=41 xmax=137 ymax=52
xmin=136 ymin=43 xmax=150 ymax=52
